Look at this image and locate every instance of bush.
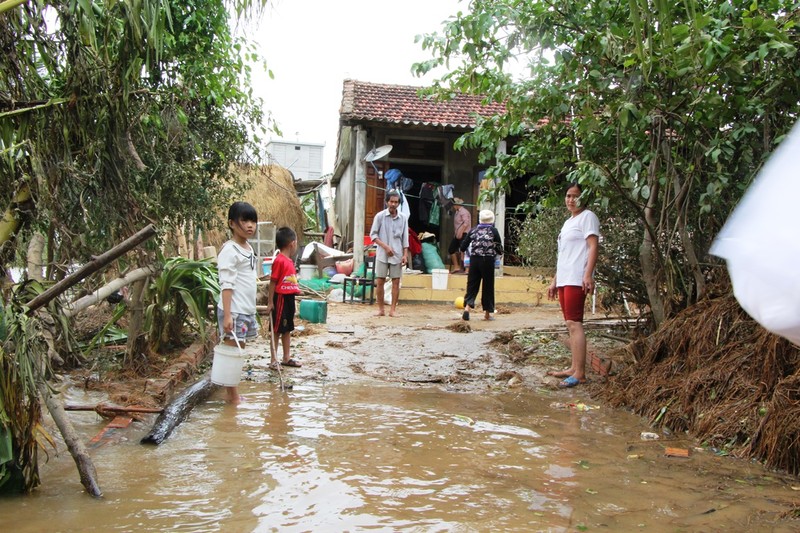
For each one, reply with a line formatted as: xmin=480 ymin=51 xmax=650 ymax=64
xmin=512 ymin=207 xmax=562 ymax=270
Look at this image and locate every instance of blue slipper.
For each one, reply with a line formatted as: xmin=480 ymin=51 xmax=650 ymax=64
xmin=558 ymin=376 xmax=586 ymax=388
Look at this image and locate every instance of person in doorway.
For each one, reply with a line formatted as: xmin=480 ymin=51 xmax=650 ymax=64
xmin=449 ymin=198 xmax=471 ymax=274
xmin=460 ymin=209 xmax=502 ymax=321
xmin=546 ymin=182 xmax=601 ymax=388
xmin=216 ymin=201 xmax=260 ymax=404
xmin=370 ymin=189 xmax=409 ymax=317
xmin=265 ymin=227 xmax=302 ymax=368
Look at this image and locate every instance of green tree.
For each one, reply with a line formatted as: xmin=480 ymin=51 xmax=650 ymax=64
xmin=0 ymin=0 xmax=273 ymax=493
xmin=415 ymin=0 xmax=799 ymax=326
xmin=0 ymin=0 xmax=273 ymax=275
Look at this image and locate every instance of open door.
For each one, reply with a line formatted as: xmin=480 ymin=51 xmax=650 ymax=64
xmin=364 ymin=160 xmax=389 ymax=231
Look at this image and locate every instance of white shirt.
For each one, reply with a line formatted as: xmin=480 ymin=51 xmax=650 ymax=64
xmin=556 ymin=210 xmax=600 ymax=287
xmin=217 ymin=240 xmax=257 ymax=315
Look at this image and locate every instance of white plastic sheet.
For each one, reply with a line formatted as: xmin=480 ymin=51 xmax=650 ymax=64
xmin=710 ymin=122 xmax=800 ymax=345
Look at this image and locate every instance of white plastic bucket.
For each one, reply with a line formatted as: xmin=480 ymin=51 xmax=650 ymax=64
xmin=431 ymin=269 xmax=449 ymax=290
xmin=299 ymin=264 xmax=317 ymax=280
xmin=210 ymin=342 xmax=245 ymax=387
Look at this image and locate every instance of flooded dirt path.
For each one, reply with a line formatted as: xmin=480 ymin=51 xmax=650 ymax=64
xmin=1 ymin=303 xmax=797 ymax=531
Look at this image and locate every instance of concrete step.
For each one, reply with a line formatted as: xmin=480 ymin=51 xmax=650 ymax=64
xmin=399 ymin=270 xmax=550 ymax=305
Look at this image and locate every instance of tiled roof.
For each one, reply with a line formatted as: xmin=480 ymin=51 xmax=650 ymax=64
xmin=339 ymin=79 xmax=506 ymax=129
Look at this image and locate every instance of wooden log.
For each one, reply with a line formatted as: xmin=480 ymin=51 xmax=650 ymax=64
xmin=37 ymin=382 xmax=102 ymax=497
xmin=25 ymin=224 xmax=157 ymax=314
xmin=140 ymin=377 xmax=217 ymax=445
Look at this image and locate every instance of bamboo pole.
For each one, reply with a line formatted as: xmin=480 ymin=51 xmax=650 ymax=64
xmin=64 ymin=265 xmax=157 ymax=317
xmin=25 ymin=224 xmax=157 ymax=314
xmin=0 ymin=184 xmax=31 ymax=245
xmin=64 ymin=405 xmax=163 ymax=414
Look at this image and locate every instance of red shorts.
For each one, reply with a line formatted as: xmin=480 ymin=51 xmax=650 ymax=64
xmin=558 ymin=286 xmax=586 ymax=322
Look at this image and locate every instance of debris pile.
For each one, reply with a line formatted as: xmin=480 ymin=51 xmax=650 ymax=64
xmin=597 ymin=295 xmax=800 ymax=475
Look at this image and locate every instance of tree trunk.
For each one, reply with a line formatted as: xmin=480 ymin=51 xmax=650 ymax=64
xmin=37 ymin=381 xmax=102 ymax=497
xmin=673 ymin=183 xmax=705 ymax=304
xmin=664 ymin=138 xmax=705 ymax=304
xmin=125 ymin=278 xmax=148 ymax=369
xmin=639 ymin=226 xmax=666 ymax=327
xmin=641 ymin=156 xmax=668 ymax=327
xmin=140 ymin=377 xmax=217 ymax=445
xmin=26 ymin=233 xmax=45 ymax=281
xmin=176 ymin=225 xmax=189 ymax=259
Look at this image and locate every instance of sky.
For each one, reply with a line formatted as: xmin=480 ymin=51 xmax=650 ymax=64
xmin=248 ymin=0 xmax=466 ymax=174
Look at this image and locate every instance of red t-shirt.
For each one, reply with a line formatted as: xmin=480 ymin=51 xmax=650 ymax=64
xmin=270 ymin=253 xmax=301 ymax=294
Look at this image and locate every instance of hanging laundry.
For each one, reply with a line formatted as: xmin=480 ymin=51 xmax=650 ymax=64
xmin=399 ymin=191 xmax=411 ymax=220
xmin=385 ymin=169 xmax=414 ymax=192
xmin=418 ymin=182 xmax=437 ymax=223
xmin=437 ymin=184 xmax=455 ymax=211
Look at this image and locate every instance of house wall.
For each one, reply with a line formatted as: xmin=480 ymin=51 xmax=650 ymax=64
xmin=334 ymin=157 xmax=356 ymax=248
xmin=334 ymin=124 xmax=489 ymax=268
xmin=266 ymin=140 xmax=324 ymax=181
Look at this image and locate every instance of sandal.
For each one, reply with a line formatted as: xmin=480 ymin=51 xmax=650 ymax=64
xmin=281 ymin=358 xmax=302 ymax=368
xmin=558 ymin=376 xmax=587 ymax=388
xmin=268 ymin=362 xmax=280 ymax=371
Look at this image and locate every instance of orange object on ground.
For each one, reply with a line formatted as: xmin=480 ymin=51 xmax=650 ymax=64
xmin=665 ymin=447 xmax=690 ymax=458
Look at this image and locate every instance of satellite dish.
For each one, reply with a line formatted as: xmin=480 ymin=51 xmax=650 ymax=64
xmin=364 ymin=144 xmax=393 ymax=162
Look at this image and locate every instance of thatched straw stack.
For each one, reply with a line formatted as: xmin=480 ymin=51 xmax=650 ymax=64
xmin=597 ymin=295 xmax=800 ymax=475
xmin=205 ymin=164 xmax=307 ymax=250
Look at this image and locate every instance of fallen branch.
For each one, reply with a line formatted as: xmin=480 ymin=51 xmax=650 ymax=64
xmin=64 ymin=265 xmax=157 ymax=317
xmin=38 ymin=382 xmax=102 ymax=497
xmin=25 ymin=224 xmax=157 ymax=314
xmin=140 ymin=377 xmax=217 ymax=445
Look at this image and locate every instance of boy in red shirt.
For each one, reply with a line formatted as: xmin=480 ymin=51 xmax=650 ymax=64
xmin=266 ymin=227 xmax=302 ymax=368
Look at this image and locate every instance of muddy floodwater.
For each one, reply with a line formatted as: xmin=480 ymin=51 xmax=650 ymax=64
xmin=1 ymin=304 xmax=798 ymax=531
xmin=2 ymin=383 xmax=798 ymax=532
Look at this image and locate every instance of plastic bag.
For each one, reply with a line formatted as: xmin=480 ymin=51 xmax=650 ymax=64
xmin=710 ymin=121 xmax=800 ymax=345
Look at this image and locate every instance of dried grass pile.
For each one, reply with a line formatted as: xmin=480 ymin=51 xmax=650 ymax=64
xmin=447 ymin=322 xmax=471 ymax=333
xmin=597 ymin=295 xmax=800 ymax=475
xmin=205 ymin=164 xmax=307 ymax=250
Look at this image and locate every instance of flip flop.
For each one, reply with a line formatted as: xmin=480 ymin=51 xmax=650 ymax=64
xmin=281 ymin=359 xmax=302 ymax=368
xmin=462 ymin=310 xmax=470 ymax=321
xmin=558 ymin=376 xmax=586 ymax=388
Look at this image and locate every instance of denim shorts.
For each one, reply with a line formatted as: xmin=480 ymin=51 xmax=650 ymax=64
xmin=217 ymin=309 xmax=259 ymax=342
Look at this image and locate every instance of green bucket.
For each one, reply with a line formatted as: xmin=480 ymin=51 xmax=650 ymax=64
xmin=299 ymin=299 xmax=327 ymax=324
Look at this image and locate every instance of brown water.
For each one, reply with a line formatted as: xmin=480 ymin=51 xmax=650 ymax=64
xmin=1 ymin=382 xmax=797 ymax=532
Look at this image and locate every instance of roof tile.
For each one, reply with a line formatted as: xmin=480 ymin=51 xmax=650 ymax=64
xmin=339 ymin=79 xmax=506 ymax=129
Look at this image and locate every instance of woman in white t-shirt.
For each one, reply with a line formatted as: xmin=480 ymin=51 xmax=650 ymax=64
xmin=546 ymin=182 xmax=600 ymax=388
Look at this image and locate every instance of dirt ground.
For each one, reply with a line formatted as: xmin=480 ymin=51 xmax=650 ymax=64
xmin=242 ymin=301 xmax=624 ymax=394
